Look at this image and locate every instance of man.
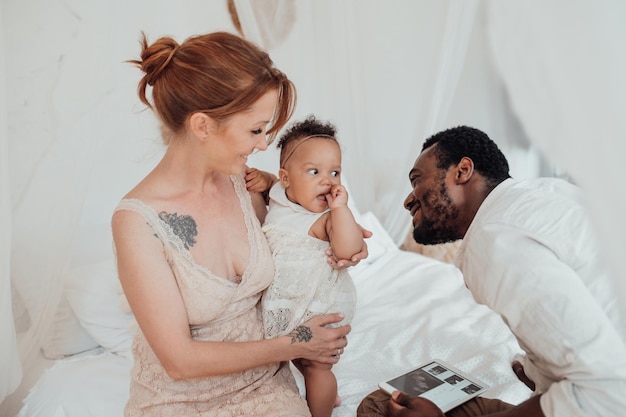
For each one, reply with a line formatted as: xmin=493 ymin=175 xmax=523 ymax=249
xmin=357 ymin=126 xmax=626 ymax=417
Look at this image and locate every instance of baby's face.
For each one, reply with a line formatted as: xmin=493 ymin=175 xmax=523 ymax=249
xmin=280 ymin=138 xmax=342 ymax=213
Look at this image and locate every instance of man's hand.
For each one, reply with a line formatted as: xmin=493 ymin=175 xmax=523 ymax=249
xmin=387 ymin=391 xmax=445 ymax=417
xmin=512 ymin=360 xmax=535 ymax=391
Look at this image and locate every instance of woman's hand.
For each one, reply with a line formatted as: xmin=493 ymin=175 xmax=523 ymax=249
xmin=388 ymin=391 xmax=445 ymax=417
xmin=287 ymin=313 xmax=350 ymax=364
xmin=326 ymin=226 xmax=372 ymax=269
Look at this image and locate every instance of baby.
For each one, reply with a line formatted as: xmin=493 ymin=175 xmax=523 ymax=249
xmin=248 ymin=115 xmax=364 ymax=417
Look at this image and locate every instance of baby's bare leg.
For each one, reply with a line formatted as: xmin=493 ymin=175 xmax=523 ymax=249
xmin=300 ymin=360 xmax=337 ymax=417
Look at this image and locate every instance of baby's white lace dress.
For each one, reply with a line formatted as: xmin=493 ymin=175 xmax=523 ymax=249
xmin=262 ymin=182 xmax=357 ymax=339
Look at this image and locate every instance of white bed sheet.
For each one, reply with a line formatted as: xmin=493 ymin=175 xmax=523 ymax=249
xmin=17 ymin=214 xmax=531 ymax=417
xmin=330 ymin=248 xmax=530 ymax=414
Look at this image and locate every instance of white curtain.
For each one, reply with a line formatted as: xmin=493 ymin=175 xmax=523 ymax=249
xmin=0 ymin=0 xmax=23 ymax=403
xmin=1 ymin=0 xmax=624 ymax=413
xmin=1 ymin=1 xmax=107 ymax=410
xmin=0 ymin=1 xmax=227 ymax=413
xmin=487 ymin=0 xmax=626 ymax=337
xmin=245 ymin=0 xmax=486 ymax=243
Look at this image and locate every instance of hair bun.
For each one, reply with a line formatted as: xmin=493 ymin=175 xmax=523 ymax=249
xmin=139 ymin=36 xmax=180 ymax=87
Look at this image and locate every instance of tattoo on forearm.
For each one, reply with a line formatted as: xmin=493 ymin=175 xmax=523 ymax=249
xmin=158 ymin=212 xmax=198 ymax=249
xmin=290 ymin=325 xmax=313 ymax=344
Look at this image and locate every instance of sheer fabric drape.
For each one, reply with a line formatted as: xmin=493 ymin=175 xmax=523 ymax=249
xmin=487 ymin=0 xmax=626 ymax=337
xmin=0 ymin=1 xmax=22 ymax=403
xmin=1 ymin=1 xmax=107 ymax=410
xmin=243 ymin=0 xmax=483 ymax=242
xmin=0 ymin=2 xmax=166 ymax=413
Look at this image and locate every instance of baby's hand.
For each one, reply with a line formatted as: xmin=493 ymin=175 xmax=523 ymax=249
xmin=245 ymin=167 xmax=276 ymax=194
xmin=326 ymin=184 xmax=348 ymax=209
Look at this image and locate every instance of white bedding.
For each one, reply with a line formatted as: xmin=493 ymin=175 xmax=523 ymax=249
xmin=17 ymin=213 xmax=530 ymax=416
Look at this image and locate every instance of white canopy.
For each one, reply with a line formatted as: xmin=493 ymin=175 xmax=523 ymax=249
xmin=2 ymin=0 xmax=625 ymax=411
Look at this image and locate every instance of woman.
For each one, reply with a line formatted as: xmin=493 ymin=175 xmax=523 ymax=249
xmin=112 ymin=31 xmax=364 ymax=416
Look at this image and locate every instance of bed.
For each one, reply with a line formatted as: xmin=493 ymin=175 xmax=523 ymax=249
xmin=16 ymin=211 xmax=531 ymax=417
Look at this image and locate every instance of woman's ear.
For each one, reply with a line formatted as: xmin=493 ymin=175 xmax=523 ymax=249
xmin=455 ymin=157 xmax=474 ymax=184
xmin=188 ymin=112 xmax=216 ymax=142
xmin=278 ymin=168 xmax=289 ymax=187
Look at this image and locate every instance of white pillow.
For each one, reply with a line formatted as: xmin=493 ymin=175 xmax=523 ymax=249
xmin=341 ymin=178 xmax=390 ymax=259
xmin=64 ymin=258 xmax=134 ymax=355
xmin=41 ymin=295 xmax=99 ymax=359
xmin=355 ymin=211 xmax=398 ymax=263
xmin=17 ymin=351 xmax=132 ymax=417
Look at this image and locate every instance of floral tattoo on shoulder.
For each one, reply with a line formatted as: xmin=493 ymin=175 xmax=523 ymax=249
xmin=158 ymin=211 xmax=198 ymax=249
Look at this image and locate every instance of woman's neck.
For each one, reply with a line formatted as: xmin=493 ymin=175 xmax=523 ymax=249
xmin=150 ymin=140 xmax=225 ymax=196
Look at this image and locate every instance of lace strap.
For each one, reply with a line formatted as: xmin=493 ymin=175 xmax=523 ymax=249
xmin=230 ymin=175 xmax=259 ymax=273
xmin=113 ymin=198 xmax=192 ymax=260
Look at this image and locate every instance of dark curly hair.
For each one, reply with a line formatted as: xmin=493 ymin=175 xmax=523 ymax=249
xmin=277 ymin=115 xmax=339 ymax=167
xmin=422 ymin=126 xmax=510 ymax=188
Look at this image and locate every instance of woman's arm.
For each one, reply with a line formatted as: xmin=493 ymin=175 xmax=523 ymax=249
xmin=112 ymin=210 xmax=349 ymax=380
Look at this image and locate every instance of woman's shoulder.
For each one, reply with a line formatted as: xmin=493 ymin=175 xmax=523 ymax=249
xmin=114 ymin=177 xmax=160 ymax=216
xmin=111 ymin=199 xmax=156 ymax=240
xmin=111 ymin=175 xmax=165 ymax=228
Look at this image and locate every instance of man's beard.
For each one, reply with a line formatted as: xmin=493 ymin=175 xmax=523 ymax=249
xmin=412 ymin=218 xmax=459 ymax=245
xmin=411 ymin=182 xmax=460 ymax=245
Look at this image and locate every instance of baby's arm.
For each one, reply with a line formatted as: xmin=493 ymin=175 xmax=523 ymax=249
xmin=325 ymin=184 xmax=365 ymax=260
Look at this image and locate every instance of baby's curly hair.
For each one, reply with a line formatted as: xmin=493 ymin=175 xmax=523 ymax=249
xmin=277 ymin=115 xmax=339 ymax=167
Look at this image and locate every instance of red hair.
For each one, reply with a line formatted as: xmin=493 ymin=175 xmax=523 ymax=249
xmin=128 ymin=31 xmax=296 ymax=143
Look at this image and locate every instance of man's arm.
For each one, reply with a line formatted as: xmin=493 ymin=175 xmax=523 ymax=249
xmin=388 ymin=392 xmax=544 ymax=417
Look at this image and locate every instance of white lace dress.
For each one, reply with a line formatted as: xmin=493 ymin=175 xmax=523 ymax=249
xmin=262 ymin=182 xmax=357 ymax=339
xmin=113 ymin=175 xmax=310 ymax=417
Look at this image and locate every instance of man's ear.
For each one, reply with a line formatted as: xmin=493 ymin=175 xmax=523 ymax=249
xmin=188 ymin=112 xmax=216 ymax=142
xmin=278 ymin=168 xmax=289 ymax=187
xmin=455 ymin=157 xmax=474 ymax=184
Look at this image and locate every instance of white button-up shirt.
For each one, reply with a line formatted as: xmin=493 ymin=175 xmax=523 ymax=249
xmin=456 ymin=178 xmax=626 ymax=417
